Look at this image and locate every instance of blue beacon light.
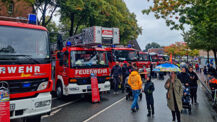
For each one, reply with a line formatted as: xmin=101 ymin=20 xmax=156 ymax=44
xmin=28 ymin=14 xmax=37 ymax=25
xmin=97 ymin=44 xmax=102 ymax=48
xmin=128 ymin=44 xmax=132 ymax=48
xmin=66 ymin=41 xmax=72 ymax=47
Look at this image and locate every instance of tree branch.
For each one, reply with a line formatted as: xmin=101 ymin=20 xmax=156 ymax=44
xmin=45 ymin=5 xmax=58 ymax=26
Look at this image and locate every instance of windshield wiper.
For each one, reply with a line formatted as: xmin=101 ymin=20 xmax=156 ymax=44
xmin=3 ymin=54 xmax=41 ymax=64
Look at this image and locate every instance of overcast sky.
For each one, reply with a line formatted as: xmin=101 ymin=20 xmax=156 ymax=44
xmin=123 ymin=0 xmax=184 ymax=50
xmin=49 ymin=0 xmax=184 ymax=50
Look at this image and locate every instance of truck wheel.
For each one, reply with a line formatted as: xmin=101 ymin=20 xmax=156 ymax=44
xmin=25 ymin=115 xmax=41 ymax=122
xmin=56 ymin=81 xmax=63 ymax=99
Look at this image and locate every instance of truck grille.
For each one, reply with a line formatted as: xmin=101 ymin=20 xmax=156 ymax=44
xmin=5 ymin=78 xmax=48 ymax=94
xmin=75 ymin=76 xmax=107 ymax=85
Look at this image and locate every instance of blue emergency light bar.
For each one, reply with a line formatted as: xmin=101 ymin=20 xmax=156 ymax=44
xmin=97 ymin=45 xmax=102 ymax=48
xmin=23 ymin=83 xmax=31 ymax=88
xmin=128 ymin=44 xmax=132 ymax=48
xmin=66 ymin=41 xmax=72 ymax=46
xmin=111 ymin=45 xmax=116 ymax=48
xmin=28 ymin=14 xmax=37 ymax=24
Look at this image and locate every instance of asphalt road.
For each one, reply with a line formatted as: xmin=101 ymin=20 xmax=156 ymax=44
xmin=85 ymin=77 xmax=217 ymax=122
xmin=12 ymin=75 xmax=217 ymax=122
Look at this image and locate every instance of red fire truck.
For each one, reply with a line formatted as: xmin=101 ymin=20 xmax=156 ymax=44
xmin=137 ymin=51 xmax=151 ymax=69
xmin=158 ymin=54 xmax=169 ymax=62
xmin=54 ymin=26 xmax=118 ymax=98
xmin=149 ymin=52 xmax=159 ymax=66
xmin=0 ymin=16 xmax=52 ymax=121
xmin=105 ymin=46 xmax=138 ymax=68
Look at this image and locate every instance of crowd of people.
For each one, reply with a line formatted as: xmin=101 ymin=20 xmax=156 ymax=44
xmin=110 ymin=60 xmax=217 ymax=122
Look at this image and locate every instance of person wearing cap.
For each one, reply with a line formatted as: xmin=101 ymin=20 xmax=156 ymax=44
xmin=144 ymin=76 xmax=155 ymax=116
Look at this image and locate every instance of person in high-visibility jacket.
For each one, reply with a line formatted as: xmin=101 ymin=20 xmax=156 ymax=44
xmin=128 ymin=70 xmax=143 ymax=112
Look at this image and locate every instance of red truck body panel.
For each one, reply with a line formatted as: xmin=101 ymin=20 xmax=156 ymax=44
xmin=0 ymin=21 xmax=52 ymax=100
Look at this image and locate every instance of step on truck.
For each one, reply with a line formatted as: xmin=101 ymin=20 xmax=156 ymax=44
xmin=53 ymin=26 xmax=117 ymax=98
xmin=0 ymin=16 xmax=53 ymax=121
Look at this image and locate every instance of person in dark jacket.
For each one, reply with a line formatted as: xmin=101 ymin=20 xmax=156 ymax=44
xmin=188 ymin=67 xmax=199 ymax=104
xmin=121 ymin=63 xmax=129 ymax=93
xmin=208 ymin=64 xmax=216 ymax=77
xmin=203 ymin=66 xmax=208 ymax=75
xmin=132 ymin=63 xmax=138 ymax=72
xmin=144 ymin=76 xmax=155 ymax=116
xmin=177 ymin=67 xmax=190 ymax=85
xmin=111 ymin=62 xmax=122 ymax=94
xmin=128 ymin=62 xmax=134 ymax=73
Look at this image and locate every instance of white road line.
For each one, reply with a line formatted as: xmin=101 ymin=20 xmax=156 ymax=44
xmin=52 ymin=99 xmax=81 ymax=111
xmin=42 ymin=108 xmax=62 ymax=119
xmin=52 ymin=97 xmax=58 ymax=100
xmin=42 ymin=99 xmax=81 ymax=119
xmin=83 ymin=97 xmax=125 ymax=122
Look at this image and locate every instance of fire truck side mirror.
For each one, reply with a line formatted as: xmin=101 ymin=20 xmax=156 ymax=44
xmin=57 ymin=52 xmax=64 ymax=66
xmin=57 ymin=34 xmax=63 ymax=50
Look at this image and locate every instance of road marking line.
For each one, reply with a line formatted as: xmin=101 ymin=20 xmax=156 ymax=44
xmin=42 ymin=108 xmax=62 ymax=119
xmin=52 ymin=97 xmax=57 ymax=100
xmin=52 ymin=99 xmax=80 ymax=111
xmin=42 ymin=99 xmax=81 ymax=119
xmin=83 ymin=97 xmax=125 ymax=122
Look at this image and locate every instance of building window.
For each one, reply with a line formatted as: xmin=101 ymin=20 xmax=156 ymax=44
xmin=8 ymin=1 xmax=14 ymax=14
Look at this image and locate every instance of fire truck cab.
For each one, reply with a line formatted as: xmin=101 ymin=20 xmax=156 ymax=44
xmin=137 ymin=51 xmax=151 ymax=69
xmin=149 ymin=52 xmax=159 ymax=66
xmin=0 ymin=16 xmax=52 ymax=121
xmin=54 ymin=26 xmax=119 ymax=98
xmin=54 ymin=46 xmax=110 ymax=98
xmin=105 ymin=46 xmax=138 ymax=68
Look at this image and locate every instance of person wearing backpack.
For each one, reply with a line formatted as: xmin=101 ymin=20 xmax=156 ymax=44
xmin=128 ymin=70 xmax=143 ymax=112
xmin=121 ymin=63 xmax=129 ymax=93
xmin=144 ymin=76 xmax=155 ymax=116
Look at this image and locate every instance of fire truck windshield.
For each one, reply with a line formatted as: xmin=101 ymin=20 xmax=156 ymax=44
xmin=0 ymin=26 xmax=49 ymax=63
xmin=150 ymin=55 xmax=158 ymax=62
xmin=71 ymin=51 xmax=108 ymax=68
xmin=139 ymin=54 xmax=149 ymax=61
xmin=113 ymin=50 xmax=138 ymax=61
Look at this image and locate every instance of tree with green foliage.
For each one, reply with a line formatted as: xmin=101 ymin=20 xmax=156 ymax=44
xmin=59 ymin=0 xmax=141 ymax=44
xmin=143 ymin=0 xmax=217 ymax=68
xmin=25 ymin=0 xmax=58 ymax=27
xmin=145 ymin=42 xmax=161 ymax=51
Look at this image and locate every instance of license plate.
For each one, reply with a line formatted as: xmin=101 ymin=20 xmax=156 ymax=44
xmin=87 ymin=86 xmax=91 ymax=90
xmin=10 ymin=104 xmax=15 ymax=111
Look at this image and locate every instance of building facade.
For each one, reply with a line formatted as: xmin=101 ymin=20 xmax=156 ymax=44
xmin=148 ymin=48 xmax=164 ymax=54
xmin=128 ymin=40 xmax=141 ymax=51
xmin=0 ymin=0 xmax=33 ymax=18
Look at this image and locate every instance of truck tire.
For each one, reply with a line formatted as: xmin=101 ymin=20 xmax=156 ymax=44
xmin=25 ymin=115 xmax=41 ymax=122
xmin=56 ymin=81 xmax=63 ymax=99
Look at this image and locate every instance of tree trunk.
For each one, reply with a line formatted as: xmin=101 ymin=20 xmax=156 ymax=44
xmin=69 ymin=13 xmax=75 ymax=36
xmin=213 ymin=49 xmax=217 ymax=69
xmin=42 ymin=0 xmax=48 ymax=27
xmin=74 ymin=16 xmax=83 ymax=35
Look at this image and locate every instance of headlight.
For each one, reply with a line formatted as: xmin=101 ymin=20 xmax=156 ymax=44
xmin=35 ymin=100 xmax=51 ymax=108
xmin=69 ymin=87 xmax=79 ymax=91
xmin=138 ymin=68 xmax=144 ymax=73
xmin=37 ymin=81 xmax=48 ymax=91
xmin=104 ymin=85 xmax=110 ymax=88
